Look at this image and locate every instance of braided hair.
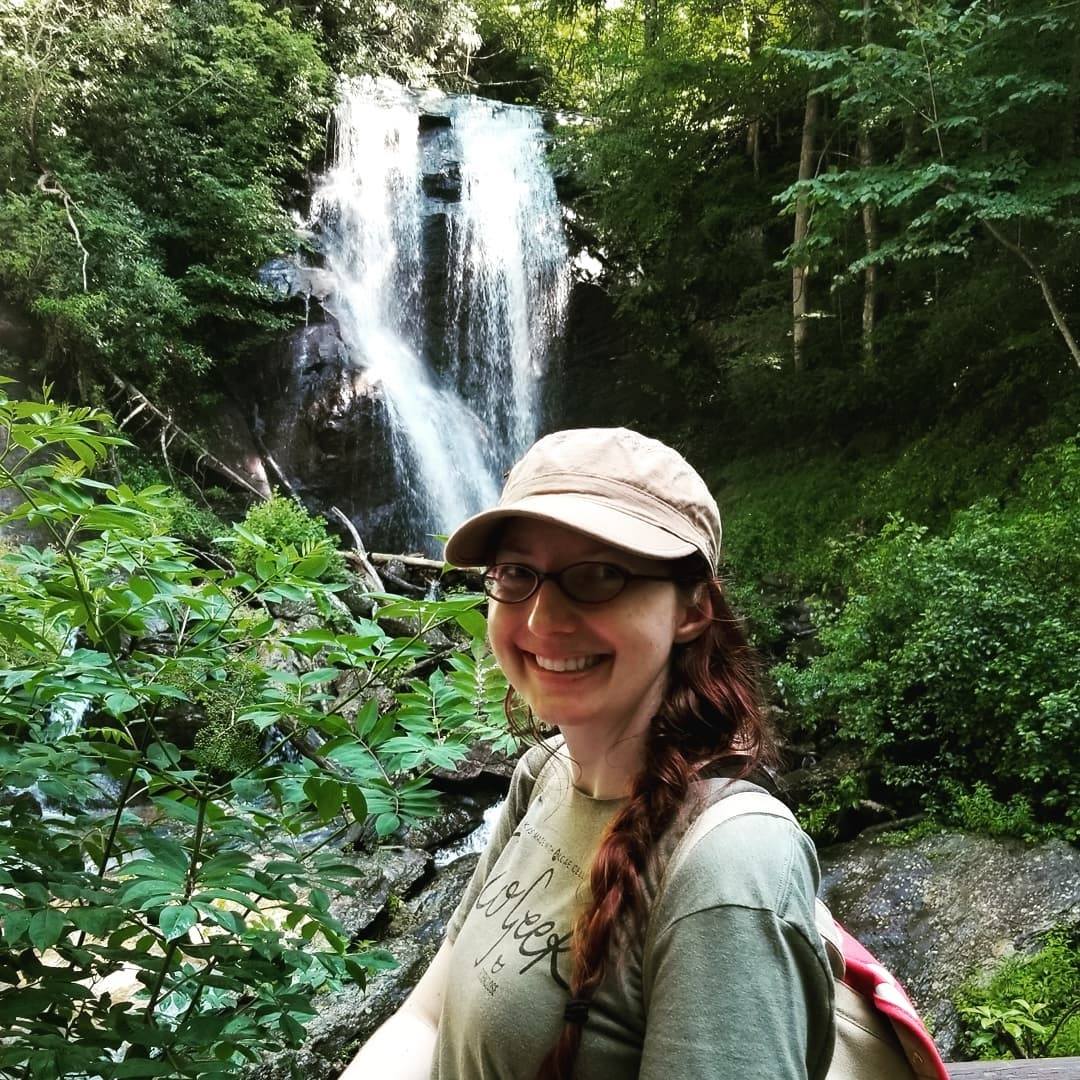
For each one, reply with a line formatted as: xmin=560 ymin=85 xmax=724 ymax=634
xmin=504 ymin=563 xmax=775 ymax=1080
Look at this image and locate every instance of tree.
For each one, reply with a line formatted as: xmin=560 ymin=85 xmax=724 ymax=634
xmin=777 ymin=0 xmax=1080 ymax=371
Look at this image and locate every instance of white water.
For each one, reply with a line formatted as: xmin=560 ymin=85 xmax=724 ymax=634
xmin=308 ymin=76 xmax=570 ymax=546
xmin=434 ymin=798 xmax=505 ymax=867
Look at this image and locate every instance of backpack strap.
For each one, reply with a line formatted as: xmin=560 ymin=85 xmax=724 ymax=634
xmin=665 ymin=788 xmax=847 ymax=978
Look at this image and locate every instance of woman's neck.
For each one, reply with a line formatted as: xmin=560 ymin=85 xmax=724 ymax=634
xmin=557 ymin=720 xmax=649 ymax=800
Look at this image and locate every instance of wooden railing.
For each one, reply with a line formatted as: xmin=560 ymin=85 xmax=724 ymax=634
xmin=947 ymin=1059 xmax=1080 ymax=1077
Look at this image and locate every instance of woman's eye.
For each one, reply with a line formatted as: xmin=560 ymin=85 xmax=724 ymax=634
xmin=499 ymin=564 xmax=532 ymax=580
xmin=582 ymin=563 xmax=626 ymax=582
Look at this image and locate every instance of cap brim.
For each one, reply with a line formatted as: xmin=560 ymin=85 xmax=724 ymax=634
xmin=444 ymin=493 xmax=699 ymax=567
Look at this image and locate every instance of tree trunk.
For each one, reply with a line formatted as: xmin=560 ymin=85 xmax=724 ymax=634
xmin=980 ymin=219 xmax=1080 ymax=372
xmin=857 ymin=0 xmax=878 ymax=367
xmin=746 ymin=120 xmax=761 ymax=181
xmin=744 ymin=6 xmax=765 ymax=182
xmin=792 ymin=85 xmax=821 ymax=371
xmin=1065 ymin=33 xmax=1080 ymax=161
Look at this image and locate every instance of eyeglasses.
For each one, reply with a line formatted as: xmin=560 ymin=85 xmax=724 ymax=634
xmin=482 ymin=562 xmax=673 ymax=605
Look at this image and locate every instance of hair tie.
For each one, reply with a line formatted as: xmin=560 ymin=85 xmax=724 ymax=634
xmin=563 ymin=999 xmax=590 ymax=1025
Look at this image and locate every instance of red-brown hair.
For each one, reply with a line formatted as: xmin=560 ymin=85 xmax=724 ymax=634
xmin=502 ymin=561 xmax=775 ymax=1079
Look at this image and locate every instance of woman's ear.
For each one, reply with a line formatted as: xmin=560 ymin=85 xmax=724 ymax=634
xmin=674 ymin=583 xmax=713 ymax=644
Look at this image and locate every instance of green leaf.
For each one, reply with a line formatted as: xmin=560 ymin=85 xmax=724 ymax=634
xmin=304 ymin=777 xmax=343 ymax=822
xmin=28 ymin=908 xmax=66 ymax=952
xmin=2 ymin=909 xmax=32 ymax=946
xmin=345 ymin=785 xmax=367 ymax=821
xmin=159 ymin=904 xmax=198 ymax=942
xmin=454 ymin=609 xmax=487 ymax=640
xmin=374 ymin=812 xmax=401 ymax=837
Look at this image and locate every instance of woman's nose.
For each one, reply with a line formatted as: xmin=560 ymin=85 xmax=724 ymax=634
xmin=526 ymin=578 xmax=578 ymax=634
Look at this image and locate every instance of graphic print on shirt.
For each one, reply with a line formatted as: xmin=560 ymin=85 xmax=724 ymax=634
xmin=463 ymin=814 xmax=586 ymax=999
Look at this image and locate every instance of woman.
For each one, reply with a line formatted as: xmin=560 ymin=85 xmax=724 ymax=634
xmin=343 ymin=427 xmax=835 ymax=1079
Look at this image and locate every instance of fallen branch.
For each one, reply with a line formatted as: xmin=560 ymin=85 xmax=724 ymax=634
xmin=331 ymin=507 xmax=383 ymax=592
xmin=105 ymin=371 xmax=267 ymax=499
xmin=370 ymin=552 xmax=449 ymax=570
xmin=37 ymin=171 xmax=88 ymax=292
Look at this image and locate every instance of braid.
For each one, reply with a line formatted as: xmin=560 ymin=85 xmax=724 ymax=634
xmin=532 ymin=576 xmax=774 ymax=1080
xmin=535 ymin=734 xmax=694 ymax=1079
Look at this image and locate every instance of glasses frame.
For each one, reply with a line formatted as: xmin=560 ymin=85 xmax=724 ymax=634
xmin=482 ymin=561 xmax=675 ymax=605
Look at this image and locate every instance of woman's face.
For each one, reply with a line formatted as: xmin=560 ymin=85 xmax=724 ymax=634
xmin=487 ymin=518 xmax=707 ymax=740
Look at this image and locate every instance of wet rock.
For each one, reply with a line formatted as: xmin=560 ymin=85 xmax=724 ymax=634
xmin=249 ymin=854 xmax=478 ymax=1080
xmin=819 ymin=829 xmax=1080 ymax=1058
xmin=242 ymin=321 xmax=411 ymax=549
xmin=330 ymin=846 xmax=430 ymax=938
xmin=401 ymin=789 xmax=494 ymax=850
xmin=422 ymin=161 xmax=462 ymax=201
xmin=431 ymin=740 xmax=518 ymax=783
xmin=418 ymin=112 xmax=453 ymax=131
xmin=258 ymin=257 xmax=335 ymax=302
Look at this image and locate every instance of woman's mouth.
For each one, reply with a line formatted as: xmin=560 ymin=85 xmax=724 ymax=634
xmin=528 ymin=652 xmax=607 ymax=674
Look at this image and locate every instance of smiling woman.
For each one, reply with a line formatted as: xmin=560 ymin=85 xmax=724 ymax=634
xmin=341 ymin=427 xmax=836 ymax=1080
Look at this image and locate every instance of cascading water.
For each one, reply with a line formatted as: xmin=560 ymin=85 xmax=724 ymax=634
xmin=306 ymin=77 xmax=570 ymax=550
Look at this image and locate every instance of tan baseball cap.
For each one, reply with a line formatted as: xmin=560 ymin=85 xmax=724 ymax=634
xmin=443 ymin=427 xmax=722 ymax=569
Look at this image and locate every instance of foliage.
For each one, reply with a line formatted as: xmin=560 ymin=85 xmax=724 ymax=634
xmin=773 ymin=437 xmax=1080 ymax=836
xmin=0 ymin=385 xmax=512 ymax=1078
xmin=0 ymin=0 xmax=335 ymax=389
xmin=777 ymin=1 xmax=1080 ymax=266
xmin=936 ymin=781 xmax=1042 ymax=843
xmin=224 ymin=492 xmax=347 ymax=582
xmin=795 ymin=772 xmax=865 ymax=842
xmin=955 ymin=929 xmax=1080 ymax=1060
xmin=113 ymin=450 xmax=231 ymax=548
xmin=0 ymin=0 xmax=483 ymax=397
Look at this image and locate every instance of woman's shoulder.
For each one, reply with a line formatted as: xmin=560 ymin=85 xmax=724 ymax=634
xmin=658 ymin=787 xmax=820 ymax=922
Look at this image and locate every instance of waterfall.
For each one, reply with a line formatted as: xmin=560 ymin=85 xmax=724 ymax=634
xmin=307 ymin=77 xmax=570 ymax=549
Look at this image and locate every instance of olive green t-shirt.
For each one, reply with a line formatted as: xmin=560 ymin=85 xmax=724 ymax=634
xmin=432 ymin=740 xmax=835 ymax=1079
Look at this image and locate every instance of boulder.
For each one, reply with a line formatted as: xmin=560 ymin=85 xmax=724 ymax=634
xmin=330 ymin=846 xmax=431 ymax=938
xmin=401 ymin=788 xmax=499 ymax=852
xmin=819 ymin=829 xmax=1080 ymax=1058
xmin=249 ymin=854 xmax=478 ymax=1079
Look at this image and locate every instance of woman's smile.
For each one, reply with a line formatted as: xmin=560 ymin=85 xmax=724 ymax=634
xmin=525 ymin=651 xmax=610 ymax=675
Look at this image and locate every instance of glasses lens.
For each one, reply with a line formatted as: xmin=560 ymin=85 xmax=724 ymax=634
xmin=561 ymin=563 xmax=628 ymax=603
xmin=484 ymin=564 xmax=537 ymax=602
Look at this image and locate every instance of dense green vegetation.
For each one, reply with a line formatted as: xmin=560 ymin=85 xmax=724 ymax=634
xmin=0 ymin=0 xmax=480 ymax=394
xmin=956 ymin=927 xmax=1080 ymax=1059
xmin=483 ymin=0 xmax=1080 ymax=839
xmin=0 ymin=388 xmax=511 ymax=1077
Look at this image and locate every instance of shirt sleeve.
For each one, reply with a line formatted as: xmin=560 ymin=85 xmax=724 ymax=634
xmin=639 ymin=814 xmax=835 ymax=1080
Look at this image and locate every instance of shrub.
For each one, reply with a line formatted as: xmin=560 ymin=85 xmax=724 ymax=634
xmin=955 ymin=929 xmax=1080 ymax=1059
xmin=225 ymin=492 xmax=347 ymax=581
xmin=775 ymin=439 xmax=1080 ymax=837
xmin=0 ymin=388 xmax=511 ymax=1077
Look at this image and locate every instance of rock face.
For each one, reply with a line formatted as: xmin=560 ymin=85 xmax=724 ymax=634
xmin=245 ymin=320 xmax=408 ymax=538
xmin=819 ymin=829 xmax=1080 ymax=1059
xmin=249 ymin=854 xmax=479 ymax=1080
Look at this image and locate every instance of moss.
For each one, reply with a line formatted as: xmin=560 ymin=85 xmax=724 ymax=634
xmin=162 ymin=657 xmax=267 ymax=775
